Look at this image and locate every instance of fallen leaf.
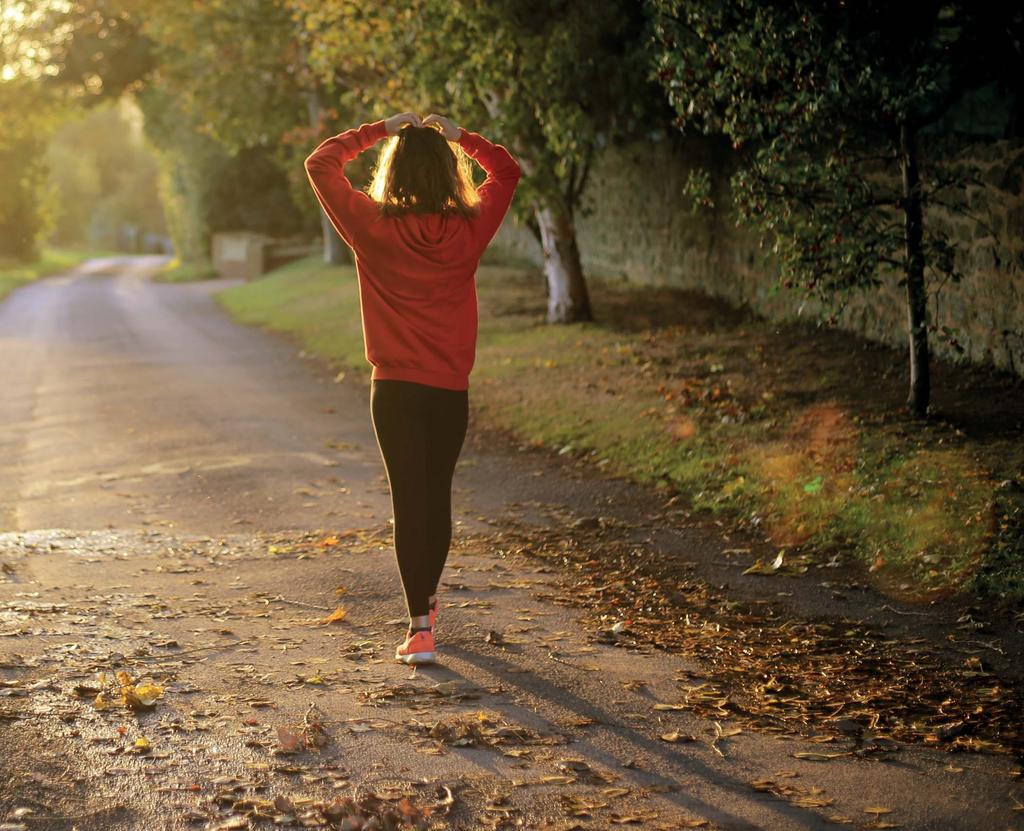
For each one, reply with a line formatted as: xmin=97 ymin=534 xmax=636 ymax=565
xmin=277 ymin=726 xmax=303 ymax=752
xmin=133 ymin=682 xmax=164 ymax=705
xmin=321 ymin=606 xmax=347 ymax=625
xmin=792 ymin=751 xmax=848 ymax=761
xmin=803 ymin=475 xmax=825 ymax=495
xmin=743 ymin=551 xmax=785 ymax=575
xmin=659 ymin=731 xmax=696 ymax=743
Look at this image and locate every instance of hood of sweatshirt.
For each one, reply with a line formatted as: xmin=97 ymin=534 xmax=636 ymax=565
xmin=390 ymin=212 xmax=468 ymax=266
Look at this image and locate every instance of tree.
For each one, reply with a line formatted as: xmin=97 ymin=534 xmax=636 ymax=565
xmin=289 ymin=1 xmax=417 ymax=266
xmin=45 ymin=97 xmax=166 ymax=249
xmin=300 ymin=0 xmax=670 ymax=324
xmin=647 ymin=0 xmax=1023 ymax=417
xmin=0 ymin=1 xmax=95 ymax=261
xmin=0 ymin=78 xmax=61 ymax=261
xmin=133 ymin=84 xmax=232 ymax=263
xmin=21 ymin=0 xmax=327 ymax=264
xmin=126 ymin=0 xmax=322 ymax=260
xmin=6 ymin=0 xmax=176 ymax=257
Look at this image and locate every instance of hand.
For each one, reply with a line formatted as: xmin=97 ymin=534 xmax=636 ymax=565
xmin=422 ymin=113 xmax=461 ymax=141
xmin=384 ymin=112 xmax=422 ymax=135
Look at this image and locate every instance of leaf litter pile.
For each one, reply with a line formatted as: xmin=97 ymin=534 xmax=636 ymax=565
xmin=462 ymin=515 xmax=1024 ymax=761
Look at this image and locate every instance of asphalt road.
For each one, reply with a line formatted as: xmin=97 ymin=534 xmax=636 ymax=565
xmin=0 ymin=256 xmax=1019 ymax=831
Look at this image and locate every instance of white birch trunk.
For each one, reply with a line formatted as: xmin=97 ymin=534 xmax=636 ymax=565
xmin=536 ymin=205 xmax=592 ymax=323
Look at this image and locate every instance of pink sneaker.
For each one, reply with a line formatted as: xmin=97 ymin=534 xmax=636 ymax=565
xmin=395 ymin=627 xmax=435 ymax=665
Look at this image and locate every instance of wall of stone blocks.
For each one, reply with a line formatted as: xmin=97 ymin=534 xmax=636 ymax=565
xmin=493 ymin=129 xmax=1024 ymax=377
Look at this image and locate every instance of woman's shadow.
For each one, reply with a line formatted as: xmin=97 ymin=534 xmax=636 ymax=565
xmin=404 ymin=641 xmax=854 ymax=831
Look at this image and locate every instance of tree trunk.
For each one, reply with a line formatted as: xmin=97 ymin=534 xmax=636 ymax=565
xmin=535 ymin=204 xmax=593 ymax=323
xmin=319 ymin=202 xmax=349 ymax=265
xmin=899 ymin=121 xmax=930 ymax=417
xmin=304 ymin=76 xmax=349 ymax=266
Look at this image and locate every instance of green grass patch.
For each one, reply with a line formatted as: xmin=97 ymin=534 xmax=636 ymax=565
xmin=0 ymin=246 xmax=120 ymax=302
xmin=216 ymin=256 xmax=368 ymax=377
xmin=216 ymin=252 xmax=1024 ymax=606
xmin=152 ymin=257 xmax=219 ymax=283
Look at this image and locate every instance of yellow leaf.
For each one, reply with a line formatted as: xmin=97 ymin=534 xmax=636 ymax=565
xmin=133 ymin=683 xmax=164 ymax=705
xmin=122 ymin=687 xmax=158 ymax=712
xmin=134 ymin=736 xmax=151 ymax=751
xmin=321 ymin=606 xmax=347 ymax=624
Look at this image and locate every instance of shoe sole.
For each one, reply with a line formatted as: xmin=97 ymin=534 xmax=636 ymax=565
xmin=397 ymin=651 xmax=435 ymax=665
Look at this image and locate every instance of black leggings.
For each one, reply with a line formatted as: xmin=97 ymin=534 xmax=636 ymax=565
xmin=370 ymin=378 xmax=469 ymax=618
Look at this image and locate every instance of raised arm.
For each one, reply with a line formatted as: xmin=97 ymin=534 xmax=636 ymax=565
xmin=457 ymin=128 xmax=522 ymax=252
xmin=304 ymin=119 xmax=388 ymax=250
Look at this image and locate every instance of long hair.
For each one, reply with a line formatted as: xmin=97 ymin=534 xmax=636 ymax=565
xmin=367 ymin=123 xmax=481 ymax=219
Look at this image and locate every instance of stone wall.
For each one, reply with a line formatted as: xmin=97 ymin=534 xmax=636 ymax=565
xmin=493 ymin=129 xmax=1024 ymax=377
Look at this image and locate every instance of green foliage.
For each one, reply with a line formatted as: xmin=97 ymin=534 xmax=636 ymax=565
xmin=0 ymin=78 xmax=61 ymax=260
xmin=1 ymin=1 xmax=162 ymax=261
xmin=300 ymin=0 xmax=671 ymax=220
xmin=130 ymin=0 xmax=307 ymax=151
xmin=205 ymin=145 xmax=310 ymax=238
xmin=134 ymin=86 xmax=313 ymax=261
xmin=133 ymin=0 xmax=321 ymax=239
xmin=645 ymin=1 xmax=1015 ymax=339
xmin=20 ymin=1 xmax=320 ymax=263
xmin=134 ymin=85 xmax=228 ymax=263
xmin=21 ymin=0 xmax=158 ymax=102
xmin=45 ymin=97 xmax=166 ymax=248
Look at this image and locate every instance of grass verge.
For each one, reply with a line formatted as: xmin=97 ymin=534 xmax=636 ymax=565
xmin=152 ymin=256 xmax=219 ymax=283
xmin=0 ymin=247 xmax=120 ymax=301
xmin=215 ymin=252 xmax=1024 ymax=607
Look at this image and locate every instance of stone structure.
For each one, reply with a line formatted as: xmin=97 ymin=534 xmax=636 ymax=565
xmin=494 ymin=129 xmax=1024 ymax=377
xmin=212 ymin=232 xmax=319 ymax=280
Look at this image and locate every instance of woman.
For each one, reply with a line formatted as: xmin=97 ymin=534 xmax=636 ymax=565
xmin=303 ymin=112 xmax=522 ymax=665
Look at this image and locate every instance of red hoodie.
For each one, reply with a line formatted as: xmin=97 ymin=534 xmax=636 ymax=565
xmin=304 ymin=119 xmax=522 ymax=391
